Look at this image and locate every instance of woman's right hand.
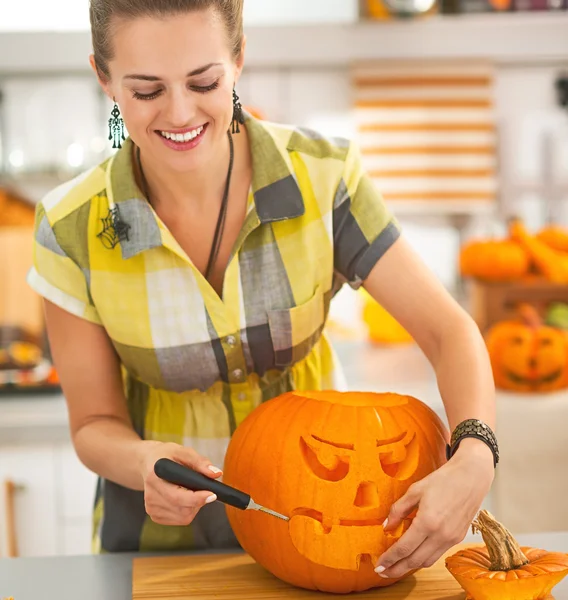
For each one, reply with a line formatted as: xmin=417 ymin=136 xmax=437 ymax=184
xmin=139 ymin=441 xmax=223 ymax=526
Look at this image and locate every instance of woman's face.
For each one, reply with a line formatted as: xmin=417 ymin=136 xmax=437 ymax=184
xmin=96 ymin=8 xmax=244 ymax=173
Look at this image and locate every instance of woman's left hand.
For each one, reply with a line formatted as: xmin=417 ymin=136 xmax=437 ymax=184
xmin=374 ymin=440 xmax=495 ymax=579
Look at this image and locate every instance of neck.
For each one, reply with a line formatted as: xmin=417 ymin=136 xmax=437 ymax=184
xmin=136 ymin=131 xmax=233 ymax=214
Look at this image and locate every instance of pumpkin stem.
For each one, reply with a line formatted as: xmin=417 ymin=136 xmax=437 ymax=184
xmin=517 ymin=303 xmax=541 ymax=329
xmin=471 ymin=510 xmax=529 ymax=571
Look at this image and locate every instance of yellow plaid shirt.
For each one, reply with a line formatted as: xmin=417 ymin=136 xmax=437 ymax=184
xmin=27 ymin=114 xmax=399 ymax=553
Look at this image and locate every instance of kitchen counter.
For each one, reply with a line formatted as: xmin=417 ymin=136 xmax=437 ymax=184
xmin=1 ymin=531 xmax=567 ymax=600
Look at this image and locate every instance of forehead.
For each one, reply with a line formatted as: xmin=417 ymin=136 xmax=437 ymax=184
xmin=109 ymin=9 xmax=231 ymax=75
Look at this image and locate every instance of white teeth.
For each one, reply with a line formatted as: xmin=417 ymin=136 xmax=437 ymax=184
xmin=160 ymin=126 xmax=204 ymax=143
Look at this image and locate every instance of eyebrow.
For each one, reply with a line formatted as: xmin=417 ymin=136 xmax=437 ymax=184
xmin=123 ymin=62 xmax=222 ymax=81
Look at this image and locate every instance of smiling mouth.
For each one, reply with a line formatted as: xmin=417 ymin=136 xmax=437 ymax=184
xmin=288 ymin=508 xmax=407 ymax=571
xmin=506 ymin=369 xmax=563 ymax=385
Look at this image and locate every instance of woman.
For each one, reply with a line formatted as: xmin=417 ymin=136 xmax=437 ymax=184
xmin=28 ymin=0 xmax=497 ymax=578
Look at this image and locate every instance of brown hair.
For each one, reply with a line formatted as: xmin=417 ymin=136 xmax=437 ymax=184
xmin=89 ymin=0 xmax=244 ymax=79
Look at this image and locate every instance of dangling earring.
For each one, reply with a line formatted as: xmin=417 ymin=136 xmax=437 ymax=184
xmin=231 ymin=88 xmax=245 ymax=134
xmin=108 ymin=98 xmax=126 ymax=149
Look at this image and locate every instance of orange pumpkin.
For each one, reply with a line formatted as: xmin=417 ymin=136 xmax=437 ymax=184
xmin=446 ymin=510 xmax=568 ymax=600
xmin=537 ymin=224 xmax=568 ymax=253
xmin=485 ymin=304 xmax=568 ymax=392
xmin=459 ymin=239 xmax=529 ymax=282
xmin=223 ymin=391 xmax=448 ymax=593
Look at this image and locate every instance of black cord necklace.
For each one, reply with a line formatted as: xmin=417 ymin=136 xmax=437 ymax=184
xmin=135 ymin=130 xmax=234 ymax=282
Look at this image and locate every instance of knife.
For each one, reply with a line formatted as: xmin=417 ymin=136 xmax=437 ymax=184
xmin=154 ymin=458 xmax=289 ymax=521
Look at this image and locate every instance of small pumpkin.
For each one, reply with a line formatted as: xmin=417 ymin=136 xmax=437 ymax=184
xmin=223 ymin=391 xmax=448 ymax=593
xmin=537 ymin=224 xmax=568 ymax=253
xmin=459 ymin=239 xmax=529 ymax=282
xmin=360 ymin=289 xmax=413 ymax=345
xmin=485 ymin=303 xmax=568 ymax=392
xmin=509 ymin=219 xmax=568 ymax=284
xmin=446 ymin=510 xmax=568 ymax=600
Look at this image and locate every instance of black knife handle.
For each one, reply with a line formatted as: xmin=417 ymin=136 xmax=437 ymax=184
xmin=154 ymin=458 xmax=251 ymax=511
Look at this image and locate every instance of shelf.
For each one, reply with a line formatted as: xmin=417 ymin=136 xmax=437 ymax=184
xmin=0 ymin=13 xmax=567 ymax=74
xmin=387 ymin=200 xmax=496 ymax=217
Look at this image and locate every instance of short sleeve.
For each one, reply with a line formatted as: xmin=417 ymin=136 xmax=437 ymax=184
xmin=333 ymin=140 xmax=401 ymax=288
xmin=26 ymin=201 xmax=102 ymax=325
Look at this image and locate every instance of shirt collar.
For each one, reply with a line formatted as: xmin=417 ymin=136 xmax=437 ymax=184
xmin=106 ymin=111 xmax=305 ymax=260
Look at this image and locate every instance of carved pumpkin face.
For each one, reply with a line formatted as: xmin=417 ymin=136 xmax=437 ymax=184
xmin=223 ymin=391 xmax=448 ymax=593
xmin=486 ymin=320 xmax=568 ymax=392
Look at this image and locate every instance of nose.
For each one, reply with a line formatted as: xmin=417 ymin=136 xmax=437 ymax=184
xmin=529 ymin=358 xmax=537 ymax=369
xmin=354 ymin=481 xmax=379 ymax=508
xmin=163 ymin=87 xmax=196 ymax=128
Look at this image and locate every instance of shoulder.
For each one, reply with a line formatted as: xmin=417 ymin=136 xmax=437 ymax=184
xmin=37 ymin=158 xmax=110 ymax=228
xmin=256 ymin=119 xmax=354 ymax=164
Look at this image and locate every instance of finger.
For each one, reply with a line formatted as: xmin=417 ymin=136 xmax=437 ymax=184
xmin=383 ymin=483 xmax=422 ymax=532
xmin=375 ymin=519 xmax=428 ymax=575
xmin=148 ymin=506 xmax=200 ymax=526
xmin=172 ymin=446 xmax=223 ymax=478
xmin=380 ymin=539 xmax=444 ymax=579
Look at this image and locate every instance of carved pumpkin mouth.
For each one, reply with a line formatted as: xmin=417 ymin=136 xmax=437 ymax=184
xmin=506 ymin=368 xmax=563 ymax=385
xmin=288 ymin=508 xmax=405 ymax=571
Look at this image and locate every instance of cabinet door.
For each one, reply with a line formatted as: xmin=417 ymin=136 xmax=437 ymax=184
xmin=0 ymin=446 xmax=58 ymax=557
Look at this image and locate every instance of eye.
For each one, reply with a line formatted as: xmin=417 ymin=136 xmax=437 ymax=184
xmin=132 ymin=90 xmax=163 ymax=101
xmin=540 ymin=338 xmax=553 ymax=346
xmin=190 ymin=80 xmax=220 ymax=94
xmin=511 ymin=336 xmax=524 ymax=345
xmin=300 ymin=436 xmax=350 ymax=482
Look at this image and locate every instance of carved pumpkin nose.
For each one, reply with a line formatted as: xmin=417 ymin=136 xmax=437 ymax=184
xmin=529 ymin=358 xmax=537 ymax=369
xmin=354 ymin=481 xmax=379 ymax=508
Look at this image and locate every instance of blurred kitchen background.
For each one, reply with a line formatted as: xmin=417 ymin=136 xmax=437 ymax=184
xmin=1 ymin=0 xmax=568 ymax=561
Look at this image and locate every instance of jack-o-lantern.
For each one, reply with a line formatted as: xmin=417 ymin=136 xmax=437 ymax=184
xmin=223 ymin=391 xmax=448 ymax=593
xmin=485 ymin=304 xmax=568 ymax=392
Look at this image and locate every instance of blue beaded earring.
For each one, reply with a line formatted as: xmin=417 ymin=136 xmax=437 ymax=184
xmin=108 ymin=98 xmax=126 ymax=149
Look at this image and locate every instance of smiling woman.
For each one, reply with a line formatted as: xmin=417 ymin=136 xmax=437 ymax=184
xmin=27 ymin=0 xmax=497 ymax=576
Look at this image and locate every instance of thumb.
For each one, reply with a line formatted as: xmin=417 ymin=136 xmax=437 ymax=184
xmin=384 ymin=483 xmax=422 ymax=532
xmin=172 ymin=446 xmax=223 ymax=479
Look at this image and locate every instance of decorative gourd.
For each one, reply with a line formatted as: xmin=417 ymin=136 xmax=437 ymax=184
xmin=537 ymin=224 xmax=568 ymax=253
xmin=545 ymin=302 xmax=568 ymax=330
xmin=459 ymin=239 xmax=529 ymax=282
xmin=223 ymin=391 xmax=448 ymax=593
xmin=509 ymin=219 xmax=568 ymax=284
xmin=360 ymin=289 xmax=413 ymax=345
xmin=485 ymin=303 xmax=568 ymax=392
xmin=446 ymin=510 xmax=568 ymax=600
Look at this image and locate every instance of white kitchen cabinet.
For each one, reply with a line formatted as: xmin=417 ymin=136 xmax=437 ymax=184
xmin=0 ymin=446 xmax=59 ymax=557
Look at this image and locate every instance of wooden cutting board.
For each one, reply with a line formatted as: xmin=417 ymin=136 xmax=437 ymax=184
xmin=132 ymin=544 xmax=504 ymax=599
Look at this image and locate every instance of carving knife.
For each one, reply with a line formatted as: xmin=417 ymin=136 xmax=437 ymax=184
xmin=154 ymin=458 xmax=289 ymax=521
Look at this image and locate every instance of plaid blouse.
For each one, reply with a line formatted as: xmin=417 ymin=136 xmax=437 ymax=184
xmin=27 ymin=113 xmax=400 ymax=553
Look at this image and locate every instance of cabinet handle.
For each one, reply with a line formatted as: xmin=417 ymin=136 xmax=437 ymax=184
xmin=4 ymin=480 xmax=23 ymax=558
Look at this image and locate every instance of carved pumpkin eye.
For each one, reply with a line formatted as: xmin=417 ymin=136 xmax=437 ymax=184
xmin=377 ymin=431 xmax=418 ymax=480
xmin=511 ymin=336 xmax=525 ymax=345
xmin=540 ymin=338 xmax=553 ymax=347
xmin=300 ymin=435 xmax=351 ymax=482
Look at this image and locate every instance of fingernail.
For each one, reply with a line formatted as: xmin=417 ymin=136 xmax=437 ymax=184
xmin=208 ymin=465 xmax=222 ymax=474
xmin=374 ymin=565 xmax=385 ymax=574
xmin=206 ymin=494 xmax=217 ymax=504
xmin=382 ymin=518 xmax=389 ymax=528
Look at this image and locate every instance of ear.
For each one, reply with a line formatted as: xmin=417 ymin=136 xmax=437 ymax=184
xmin=234 ymin=34 xmax=247 ymax=83
xmin=89 ymin=54 xmax=114 ymax=102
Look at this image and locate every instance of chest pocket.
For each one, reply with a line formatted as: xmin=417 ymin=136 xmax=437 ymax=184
xmin=268 ymin=286 xmax=325 ymax=367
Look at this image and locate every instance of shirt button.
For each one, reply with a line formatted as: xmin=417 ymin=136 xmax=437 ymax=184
xmin=225 ymin=335 xmax=236 ymax=347
xmin=232 ymin=368 xmax=243 ymax=380
xmin=237 ymin=392 xmax=247 ymax=401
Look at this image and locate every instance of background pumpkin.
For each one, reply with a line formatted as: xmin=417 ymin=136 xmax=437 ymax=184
xmin=537 ymin=224 xmax=568 ymax=253
xmin=223 ymin=390 xmax=448 ymax=593
xmin=485 ymin=304 xmax=568 ymax=392
xmin=459 ymin=239 xmax=529 ymax=282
